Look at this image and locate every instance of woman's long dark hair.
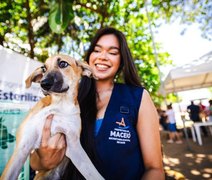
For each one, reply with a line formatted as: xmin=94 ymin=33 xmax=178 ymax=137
xmin=63 ymin=27 xmax=141 ymax=179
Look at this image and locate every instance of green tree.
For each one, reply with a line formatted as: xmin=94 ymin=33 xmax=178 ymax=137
xmin=151 ymin=0 xmax=212 ymax=40
xmin=3 ymin=0 xmax=210 ymax=103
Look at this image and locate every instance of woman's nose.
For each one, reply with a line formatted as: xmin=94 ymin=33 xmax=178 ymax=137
xmin=98 ymin=50 xmax=109 ymax=60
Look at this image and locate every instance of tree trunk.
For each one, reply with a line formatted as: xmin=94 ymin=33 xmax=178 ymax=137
xmin=0 ymin=35 xmax=4 ymax=46
xmin=25 ymin=0 xmax=35 ymax=59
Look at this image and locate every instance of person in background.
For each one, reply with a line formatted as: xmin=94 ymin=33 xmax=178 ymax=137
xmin=199 ymin=101 xmax=206 ymax=121
xmin=187 ymin=100 xmax=208 ymax=136
xmin=206 ymin=99 xmax=212 ymax=122
xmin=30 ymin=27 xmax=165 ymax=179
xmin=166 ymin=104 xmax=182 ymax=144
xmin=187 ymin=101 xmax=201 ymax=122
xmin=158 ymin=109 xmax=168 ymax=131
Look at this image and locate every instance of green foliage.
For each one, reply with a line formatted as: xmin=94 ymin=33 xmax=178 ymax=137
xmin=151 ymin=0 xmax=212 ymax=40
xmin=49 ymin=0 xmax=74 ymax=34
xmin=1 ymin=0 xmax=209 ymax=104
xmin=166 ymin=93 xmax=179 ymax=103
xmin=208 ymin=87 xmax=212 ymax=95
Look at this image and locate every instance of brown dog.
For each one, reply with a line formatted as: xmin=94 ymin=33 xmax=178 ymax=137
xmin=0 ymin=55 xmax=104 ymax=180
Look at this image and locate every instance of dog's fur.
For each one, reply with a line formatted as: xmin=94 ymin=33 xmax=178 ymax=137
xmin=0 ymin=55 xmax=104 ymax=180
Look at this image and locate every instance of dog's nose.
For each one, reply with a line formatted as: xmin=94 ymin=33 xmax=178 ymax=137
xmin=40 ymin=77 xmax=54 ymax=91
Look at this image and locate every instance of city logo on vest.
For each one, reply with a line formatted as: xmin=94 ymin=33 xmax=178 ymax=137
xmin=109 ymin=117 xmax=131 ymax=144
xmin=115 ymin=117 xmax=129 ymax=130
xmin=116 ymin=117 xmax=126 ymax=126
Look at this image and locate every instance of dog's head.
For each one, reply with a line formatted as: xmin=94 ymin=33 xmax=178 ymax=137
xmin=25 ymin=54 xmax=96 ymax=95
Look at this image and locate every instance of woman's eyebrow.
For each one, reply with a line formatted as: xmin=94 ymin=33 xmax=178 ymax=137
xmin=95 ymin=44 xmax=119 ymax=50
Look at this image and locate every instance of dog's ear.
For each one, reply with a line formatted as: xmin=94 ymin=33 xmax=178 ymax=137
xmin=76 ymin=60 xmax=98 ymax=79
xmin=25 ymin=67 xmax=44 ymax=88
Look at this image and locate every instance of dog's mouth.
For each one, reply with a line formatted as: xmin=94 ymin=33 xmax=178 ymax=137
xmin=42 ymin=86 xmax=69 ymax=95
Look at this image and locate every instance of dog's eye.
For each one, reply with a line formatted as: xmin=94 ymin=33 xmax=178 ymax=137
xmin=58 ymin=61 xmax=69 ymax=68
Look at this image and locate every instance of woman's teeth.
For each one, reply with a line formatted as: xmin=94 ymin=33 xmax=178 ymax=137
xmin=96 ymin=64 xmax=109 ymax=70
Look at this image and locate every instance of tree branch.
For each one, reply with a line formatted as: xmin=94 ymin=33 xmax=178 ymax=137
xmin=26 ymin=0 xmax=35 ymax=58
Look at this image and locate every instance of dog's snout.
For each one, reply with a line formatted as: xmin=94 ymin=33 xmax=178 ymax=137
xmin=40 ymin=71 xmax=68 ymax=93
xmin=41 ymin=76 xmax=54 ymax=91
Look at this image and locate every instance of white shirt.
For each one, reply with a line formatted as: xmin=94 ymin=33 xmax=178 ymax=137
xmin=166 ymin=109 xmax=176 ymax=124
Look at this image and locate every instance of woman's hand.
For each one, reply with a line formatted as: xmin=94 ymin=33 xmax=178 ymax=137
xmin=30 ymin=115 xmax=67 ymax=170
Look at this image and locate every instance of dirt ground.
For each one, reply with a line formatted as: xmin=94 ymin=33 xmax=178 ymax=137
xmin=160 ymin=130 xmax=212 ymax=180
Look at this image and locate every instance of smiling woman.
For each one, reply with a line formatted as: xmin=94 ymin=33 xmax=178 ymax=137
xmin=30 ymin=27 xmax=165 ymax=180
xmin=89 ymin=34 xmax=121 ymax=82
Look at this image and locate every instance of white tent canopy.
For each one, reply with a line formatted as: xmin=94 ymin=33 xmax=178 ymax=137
xmin=164 ymin=51 xmax=212 ymax=93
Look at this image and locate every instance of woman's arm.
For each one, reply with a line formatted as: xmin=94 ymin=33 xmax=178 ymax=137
xmin=30 ymin=115 xmax=66 ymax=170
xmin=137 ymin=90 xmax=165 ymax=180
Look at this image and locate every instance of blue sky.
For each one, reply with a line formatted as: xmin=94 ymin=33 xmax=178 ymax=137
xmin=155 ymin=22 xmax=212 ymax=66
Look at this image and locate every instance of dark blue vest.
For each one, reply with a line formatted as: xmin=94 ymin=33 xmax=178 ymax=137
xmin=95 ymin=83 xmax=145 ymax=180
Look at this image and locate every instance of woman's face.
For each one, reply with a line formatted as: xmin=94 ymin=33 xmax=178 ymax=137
xmin=89 ymin=34 xmax=121 ymax=81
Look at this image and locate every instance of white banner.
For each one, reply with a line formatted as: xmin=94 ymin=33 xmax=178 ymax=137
xmin=0 ymin=46 xmax=43 ymax=179
xmin=0 ymin=45 xmax=43 ymax=106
